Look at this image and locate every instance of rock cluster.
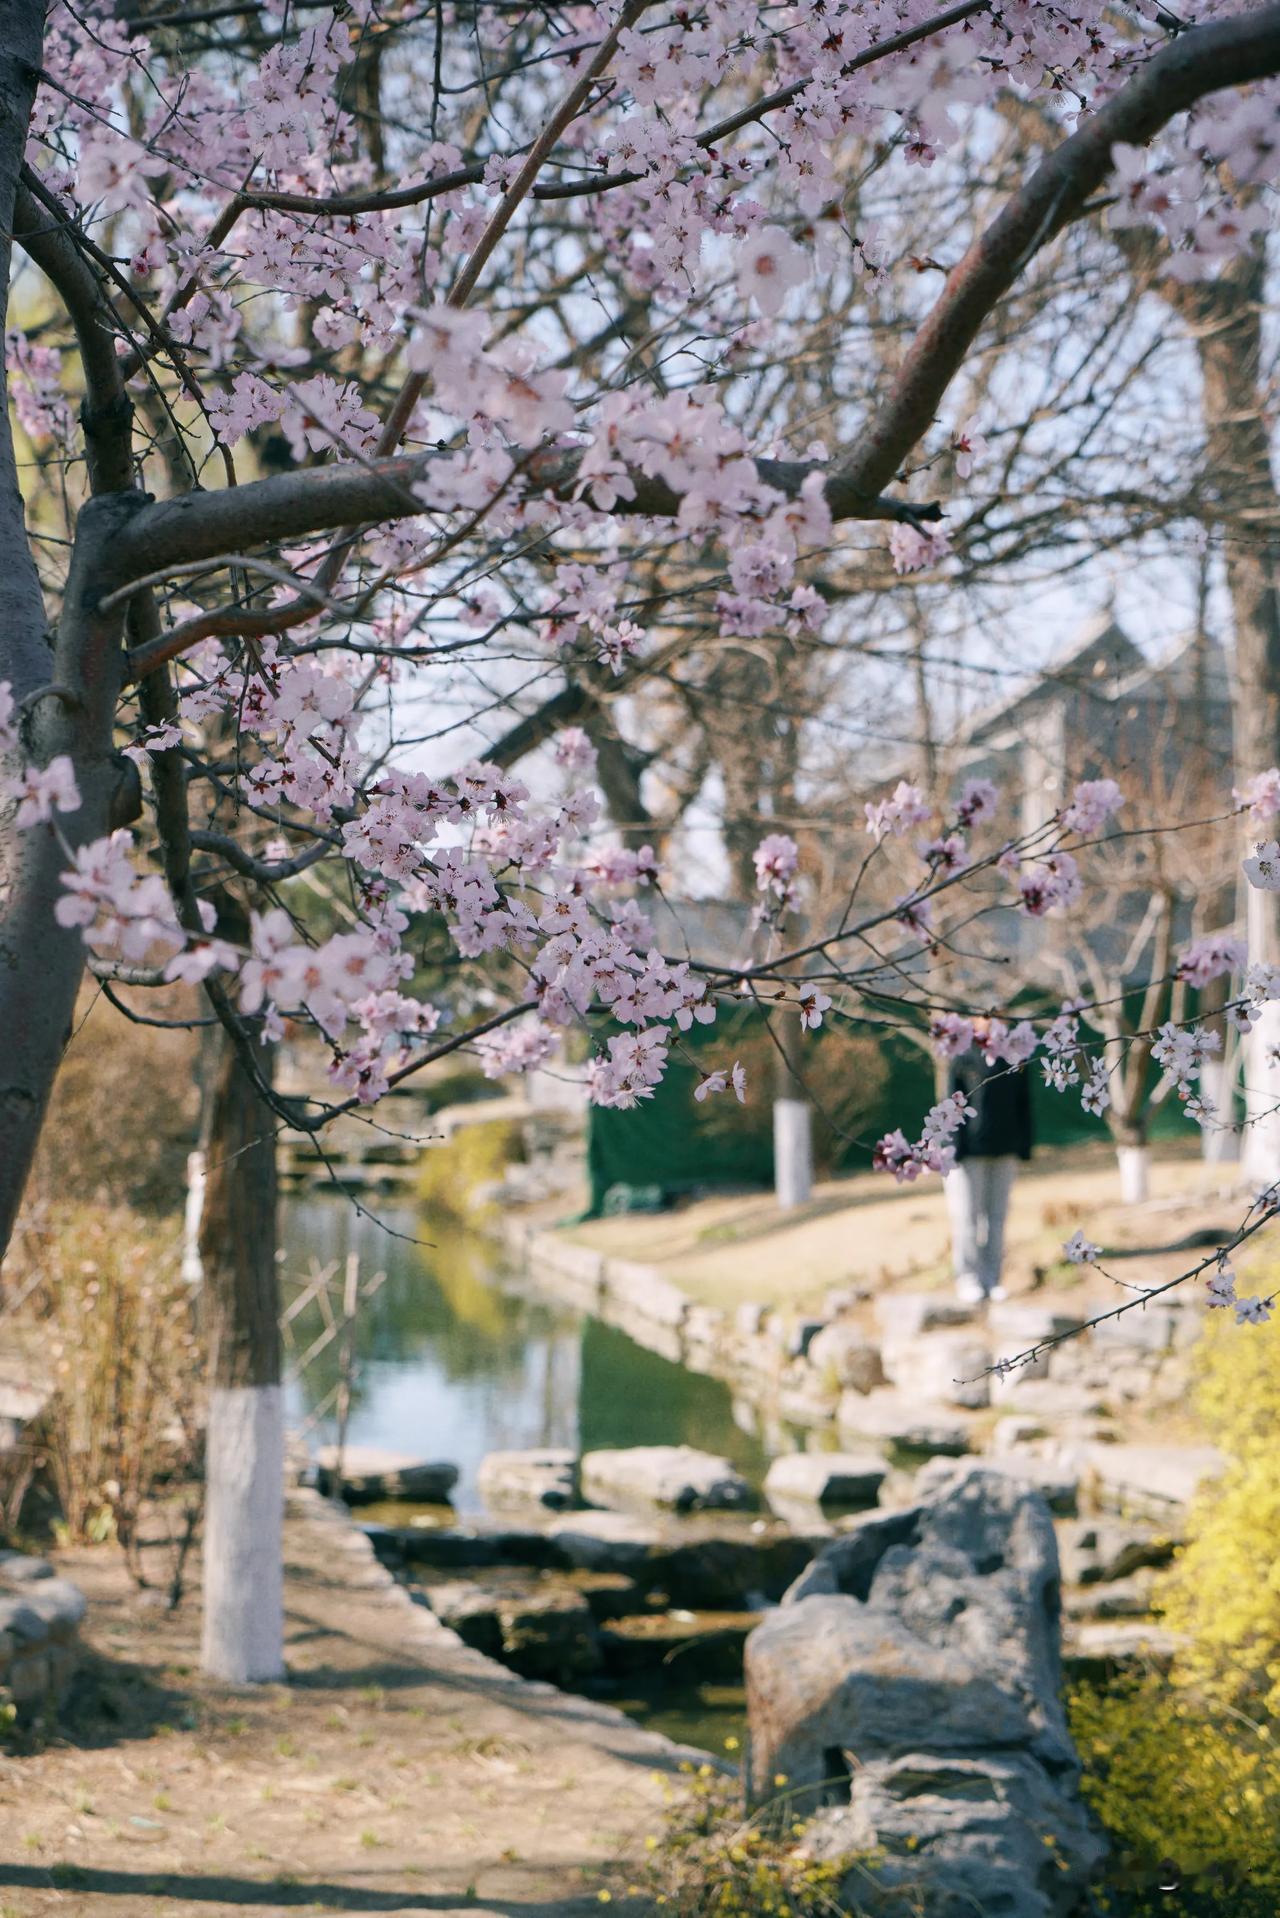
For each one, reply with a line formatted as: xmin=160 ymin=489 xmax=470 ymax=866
xmin=744 ymin=1468 xmax=1104 ymax=1918
xmin=0 ymin=1549 xmax=85 ymax=1725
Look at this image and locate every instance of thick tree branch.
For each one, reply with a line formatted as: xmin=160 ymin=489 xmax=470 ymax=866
xmin=838 ymin=0 xmax=1280 ymax=498
xmin=114 ymin=451 xmax=939 ymax=674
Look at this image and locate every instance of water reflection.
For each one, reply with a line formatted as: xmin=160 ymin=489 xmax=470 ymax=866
xmin=281 ymin=1194 xmax=769 ymax=1509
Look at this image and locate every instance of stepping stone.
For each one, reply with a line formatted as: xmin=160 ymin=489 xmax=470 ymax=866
xmin=1084 ymin=1443 xmax=1223 ymax=1517
xmin=836 ymin=1388 xmax=973 ymax=1457
xmin=580 ymin=1445 xmax=753 ymax=1514
xmin=874 ymin=1293 xmax=980 ymax=1340
xmin=1056 ymin=1517 xmax=1179 ymax=1586
xmin=1063 ymin=1620 xmax=1181 ymax=1681
xmin=545 ymin=1510 xmax=822 ymax=1608
xmin=763 ymin=1452 xmax=886 ymax=1514
xmin=314 ymin=1446 xmax=457 ymax=1505
xmin=477 ymin=1448 xmax=578 ymax=1512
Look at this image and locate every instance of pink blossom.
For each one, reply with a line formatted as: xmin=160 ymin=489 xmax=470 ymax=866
xmin=737 ymin=226 xmax=810 ymax=318
xmin=797 ymin=987 xmax=831 ymax=1031
xmin=888 ymin=523 xmax=951 ymax=575
xmin=951 ymin=419 xmax=989 ymax=479
xmin=865 ymin=781 xmax=930 ymax=842
xmin=753 ymin=833 xmax=800 ymax=900
xmin=956 ymin=778 xmax=999 ymax=828
xmin=7 ymin=755 xmax=81 ymax=829
xmin=1244 ymin=841 xmax=1280 ymax=891
xmin=1062 ymin=779 xmax=1124 ymax=834
xmin=1176 ymin=933 xmax=1246 ymax=987
xmin=1234 ymin=767 xmax=1280 ymax=825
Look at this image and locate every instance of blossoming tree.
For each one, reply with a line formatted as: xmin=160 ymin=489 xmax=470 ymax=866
xmin=5 ymin=0 xmax=1280 ymax=1680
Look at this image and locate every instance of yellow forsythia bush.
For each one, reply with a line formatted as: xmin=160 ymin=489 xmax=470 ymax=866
xmin=1069 ymin=1286 xmax=1280 ymax=1911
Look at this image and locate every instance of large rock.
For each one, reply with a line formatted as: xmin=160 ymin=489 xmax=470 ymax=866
xmin=916 ymin=1453 xmax=1079 ymax=1518
xmin=764 ymin=1452 xmax=886 ymax=1515
xmin=477 ymin=1448 xmax=578 ymax=1512
xmin=580 ymin=1445 xmax=753 ymax=1514
xmin=745 ymin=1470 xmax=1102 ymax=1916
xmin=315 ymin=1446 xmax=458 ymax=1505
xmin=806 ymin=1322 xmax=886 ymax=1395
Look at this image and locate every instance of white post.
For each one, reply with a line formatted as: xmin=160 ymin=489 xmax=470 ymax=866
xmin=182 ymin=1148 xmax=206 ymax=1285
xmin=201 ymin=1384 xmax=285 ymax=1683
xmin=1117 ymin=1144 xmax=1150 ymax=1205
xmin=774 ymin=1097 xmax=813 ymax=1210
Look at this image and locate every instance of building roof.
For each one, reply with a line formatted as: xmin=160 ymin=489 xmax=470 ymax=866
xmin=960 ymin=614 xmax=1144 ymax=748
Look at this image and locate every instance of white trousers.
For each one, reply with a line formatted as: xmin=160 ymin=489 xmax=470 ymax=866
xmin=945 ymin=1156 xmax=1018 ymax=1296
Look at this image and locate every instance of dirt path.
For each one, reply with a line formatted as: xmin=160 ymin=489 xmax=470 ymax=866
xmin=564 ymin=1148 xmax=1253 ymax=1312
xmin=0 ymin=1494 xmax=683 ymax=1917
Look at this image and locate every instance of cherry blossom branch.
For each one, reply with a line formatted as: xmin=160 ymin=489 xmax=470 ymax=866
xmin=375 ymin=0 xmax=652 ymax=455
xmin=112 ymin=449 xmax=940 ymax=659
xmin=838 ymin=0 xmax=1280 ymax=498
xmin=230 ymin=0 xmax=992 ymax=218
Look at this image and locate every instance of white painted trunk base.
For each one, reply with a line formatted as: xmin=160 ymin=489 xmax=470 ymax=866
xmin=202 ymin=1383 xmax=285 ymax=1683
xmin=1117 ymin=1145 xmax=1150 ymax=1207
xmin=1243 ymin=998 xmax=1280 ymax=1193
xmin=1199 ymin=1058 xmax=1239 ymax=1163
xmin=773 ymin=1098 xmax=813 ymax=1210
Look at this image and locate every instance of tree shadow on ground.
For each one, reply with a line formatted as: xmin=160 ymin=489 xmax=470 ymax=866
xmin=0 ymin=1863 xmax=628 ymax=1914
xmin=44 ymin=1638 xmax=192 ymax=1751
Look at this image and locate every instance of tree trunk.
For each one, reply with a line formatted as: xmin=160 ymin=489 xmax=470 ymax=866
xmin=1188 ymin=244 xmax=1280 ymax=1187
xmin=198 ymin=1027 xmax=285 ymax=1684
xmin=0 ymin=0 xmax=97 ymax=1258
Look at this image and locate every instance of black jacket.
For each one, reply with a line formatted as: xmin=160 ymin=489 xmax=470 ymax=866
xmin=946 ymin=1047 xmax=1034 ymax=1162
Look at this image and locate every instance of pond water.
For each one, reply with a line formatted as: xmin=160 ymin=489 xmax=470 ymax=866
xmin=281 ymin=1193 xmax=769 ymax=1513
xmin=281 ymin=1192 xmax=759 ymax=1753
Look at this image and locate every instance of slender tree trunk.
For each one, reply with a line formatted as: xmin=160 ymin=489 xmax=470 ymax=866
xmin=198 ymin=1026 xmax=285 ymax=1683
xmin=1187 ymin=245 xmax=1280 ymax=1186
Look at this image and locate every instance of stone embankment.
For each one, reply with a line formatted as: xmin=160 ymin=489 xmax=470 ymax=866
xmin=0 ymin=1548 xmax=85 ymax=1724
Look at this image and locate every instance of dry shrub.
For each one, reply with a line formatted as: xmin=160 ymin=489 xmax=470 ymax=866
xmin=6 ymin=1202 xmax=204 ymax=1592
xmin=26 ymin=985 xmax=200 ymax=1217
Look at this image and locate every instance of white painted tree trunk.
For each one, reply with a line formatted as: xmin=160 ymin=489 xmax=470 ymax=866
xmin=1243 ymin=882 xmax=1280 ymax=1190
xmin=1117 ymin=1144 xmax=1150 ymax=1206
xmin=1199 ymin=1057 xmax=1239 ymax=1163
xmin=198 ymin=1015 xmax=283 ymax=1685
xmin=774 ymin=1098 xmax=813 ymax=1210
xmin=201 ymin=1384 xmax=285 ymax=1683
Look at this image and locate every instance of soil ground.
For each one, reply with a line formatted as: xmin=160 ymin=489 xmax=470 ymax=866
xmin=0 ymin=1496 xmax=681 ymax=1918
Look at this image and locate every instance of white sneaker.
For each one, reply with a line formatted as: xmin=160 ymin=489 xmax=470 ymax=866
xmin=955 ymin=1274 xmax=984 ymax=1304
xmin=986 ymin=1284 xmax=1008 ymax=1303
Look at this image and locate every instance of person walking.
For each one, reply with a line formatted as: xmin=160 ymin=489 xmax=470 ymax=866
xmin=944 ymin=1031 xmax=1034 ymax=1303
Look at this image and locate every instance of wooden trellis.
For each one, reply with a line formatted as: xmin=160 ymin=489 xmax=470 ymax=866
xmin=280 ymin=1254 xmax=387 ymax=1459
